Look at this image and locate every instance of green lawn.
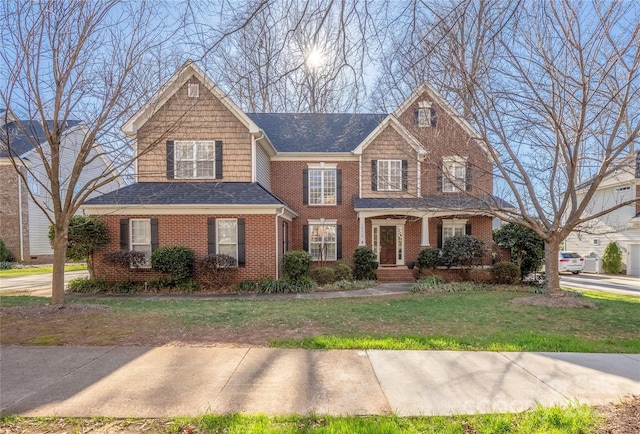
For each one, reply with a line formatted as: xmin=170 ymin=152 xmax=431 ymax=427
xmin=1 ymin=287 xmax=638 ymax=352
xmin=0 ymin=264 xmax=87 ymax=277
xmin=0 ymin=402 xmax=601 ymax=433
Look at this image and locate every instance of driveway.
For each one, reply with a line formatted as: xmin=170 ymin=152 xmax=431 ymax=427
xmin=0 ymin=270 xmax=88 ymax=296
xmin=560 ymin=273 xmax=640 ymax=297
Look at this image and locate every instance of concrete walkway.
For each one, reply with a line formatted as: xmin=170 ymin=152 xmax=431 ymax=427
xmin=1 ymin=346 xmax=638 ymax=417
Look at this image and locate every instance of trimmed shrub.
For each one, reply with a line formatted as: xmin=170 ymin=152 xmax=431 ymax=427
xmin=416 ymin=248 xmax=440 ymax=270
xmin=151 ymin=246 xmax=195 ymax=282
xmin=333 ymin=261 xmax=353 ymax=281
xmin=492 ymin=261 xmax=521 ymax=284
xmin=468 ymin=268 xmax=493 ymax=283
xmin=0 ymin=261 xmax=13 ymax=270
xmin=290 ymin=276 xmax=316 ymax=292
xmin=310 ymin=267 xmax=335 ymax=285
xmin=602 ymin=242 xmax=623 ymax=274
xmin=196 ymin=254 xmax=239 ymax=290
xmin=0 ymin=238 xmax=13 ymax=262
xmin=67 ymin=277 xmax=109 ymax=294
xmin=352 ymin=246 xmax=378 ymax=280
xmin=103 ymin=250 xmax=147 ymax=269
xmin=282 ymin=250 xmax=312 ymax=283
xmin=442 ymin=235 xmax=485 ymax=268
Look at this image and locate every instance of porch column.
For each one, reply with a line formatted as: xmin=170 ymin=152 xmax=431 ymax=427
xmin=421 ymin=216 xmax=430 ymax=247
xmin=358 ymin=214 xmax=366 ymax=246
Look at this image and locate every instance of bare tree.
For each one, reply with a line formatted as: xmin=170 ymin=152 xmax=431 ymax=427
xmin=0 ymin=0 xmax=182 ymax=304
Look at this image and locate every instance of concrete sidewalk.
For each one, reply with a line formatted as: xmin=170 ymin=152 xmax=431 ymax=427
xmin=1 ymin=346 xmax=638 ymax=417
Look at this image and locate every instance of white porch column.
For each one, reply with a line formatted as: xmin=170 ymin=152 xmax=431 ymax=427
xmin=358 ymin=214 xmax=366 ymax=246
xmin=421 ymin=216 xmax=430 ymax=247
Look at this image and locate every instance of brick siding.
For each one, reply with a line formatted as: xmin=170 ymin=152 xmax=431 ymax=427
xmin=0 ymin=165 xmax=29 ymax=261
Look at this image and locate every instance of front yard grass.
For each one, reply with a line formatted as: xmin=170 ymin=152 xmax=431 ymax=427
xmin=0 ymin=264 xmax=87 ymax=277
xmin=1 ymin=287 xmax=638 ymax=352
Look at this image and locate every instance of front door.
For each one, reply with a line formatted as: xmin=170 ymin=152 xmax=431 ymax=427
xmin=380 ymin=226 xmax=396 ymax=265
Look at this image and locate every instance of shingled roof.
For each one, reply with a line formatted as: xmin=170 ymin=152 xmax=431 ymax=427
xmin=353 ymin=194 xmax=513 ymax=210
xmin=83 ymin=182 xmax=291 ymax=207
xmin=0 ymin=120 xmax=83 ymax=158
xmin=247 ymin=113 xmax=386 ymax=152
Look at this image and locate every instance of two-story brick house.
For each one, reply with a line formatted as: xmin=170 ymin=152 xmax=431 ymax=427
xmin=83 ymin=61 xmax=509 ymax=283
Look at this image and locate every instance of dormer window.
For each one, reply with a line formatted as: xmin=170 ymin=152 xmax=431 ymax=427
xmin=416 ymin=101 xmax=437 ymax=127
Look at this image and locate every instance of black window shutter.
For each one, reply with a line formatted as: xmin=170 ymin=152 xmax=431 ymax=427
xmin=303 ymin=168 xmax=309 ymax=205
xmin=465 ymin=223 xmax=472 ymax=236
xmin=120 ymin=219 xmax=129 ymax=250
xmin=215 ymin=140 xmax=223 ymax=179
xmin=303 ymin=225 xmax=309 ymax=252
xmin=166 ymin=141 xmax=174 ymax=179
xmin=465 ymin=161 xmax=472 ymax=191
xmin=207 ymin=217 xmax=216 ymax=255
xmin=150 ymin=218 xmax=159 ymax=251
xmin=414 ymin=109 xmax=419 ymax=124
xmin=237 ymin=218 xmax=246 ymax=267
xmin=437 ymin=223 xmax=443 ymax=249
xmin=336 ymin=169 xmax=342 ymax=205
xmin=371 ymin=160 xmax=377 ymax=191
xmin=336 ymin=225 xmax=343 ymax=260
xmin=402 ymin=160 xmax=408 ymax=191
xmin=437 ymin=163 xmax=443 ymax=192
xmin=430 ymin=108 xmax=437 ymax=127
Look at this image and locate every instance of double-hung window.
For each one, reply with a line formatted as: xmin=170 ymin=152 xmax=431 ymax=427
xmin=175 ymin=140 xmax=215 ymax=178
xmin=309 ymin=223 xmax=337 ymax=261
xmin=416 ymin=101 xmax=437 ymax=127
xmin=309 ymin=169 xmax=336 ymax=205
xmin=217 ymin=218 xmax=238 ymax=265
xmin=377 ymin=160 xmax=403 ymax=191
xmin=130 ymin=219 xmax=152 ymax=267
xmin=442 ymin=219 xmax=467 ymax=243
xmin=442 ymin=157 xmax=466 ymax=192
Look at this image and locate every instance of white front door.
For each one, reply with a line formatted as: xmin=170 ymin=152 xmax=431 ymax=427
xmin=628 ymin=244 xmax=640 ymax=276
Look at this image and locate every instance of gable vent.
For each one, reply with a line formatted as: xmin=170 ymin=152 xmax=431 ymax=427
xmin=188 ymin=83 xmax=199 ymax=98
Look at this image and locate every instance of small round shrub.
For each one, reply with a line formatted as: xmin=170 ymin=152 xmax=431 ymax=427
xmin=492 ymin=261 xmax=521 ymax=284
xmin=468 ymin=268 xmax=493 ymax=283
xmin=196 ymin=254 xmax=239 ymax=290
xmin=292 ymin=276 xmax=316 ymax=292
xmin=309 ymin=267 xmax=335 ymax=285
xmin=151 ymin=246 xmax=195 ymax=282
xmin=416 ymin=248 xmax=439 ymax=270
xmin=0 ymin=261 xmax=13 ymax=270
xmin=602 ymin=242 xmax=623 ymax=274
xmin=333 ymin=261 xmax=353 ymax=281
xmin=67 ymin=277 xmax=109 ymax=294
xmin=103 ymin=250 xmax=148 ymax=269
xmin=0 ymin=238 xmax=13 ymax=262
xmin=282 ymin=250 xmax=312 ymax=283
xmin=352 ymin=246 xmax=378 ymax=280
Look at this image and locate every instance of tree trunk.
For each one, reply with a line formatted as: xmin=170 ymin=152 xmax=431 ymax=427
xmin=544 ymin=240 xmax=562 ymax=297
xmin=51 ymin=230 xmax=69 ymax=305
xmin=87 ymin=253 xmax=95 ymax=280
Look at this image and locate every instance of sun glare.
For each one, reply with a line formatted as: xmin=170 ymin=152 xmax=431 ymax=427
xmin=305 ymin=46 xmax=326 ymax=70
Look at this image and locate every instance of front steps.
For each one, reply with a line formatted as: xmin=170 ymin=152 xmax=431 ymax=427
xmin=375 ymin=266 xmax=417 ymax=283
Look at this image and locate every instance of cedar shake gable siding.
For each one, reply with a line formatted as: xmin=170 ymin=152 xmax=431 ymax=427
xmin=136 ymin=76 xmax=252 ymax=183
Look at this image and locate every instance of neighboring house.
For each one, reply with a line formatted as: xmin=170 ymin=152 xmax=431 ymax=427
xmin=565 ymin=151 xmax=640 ymax=276
xmin=82 ymin=61 xmax=510 ymax=283
xmin=0 ymin=113 xmax=125 ymax=263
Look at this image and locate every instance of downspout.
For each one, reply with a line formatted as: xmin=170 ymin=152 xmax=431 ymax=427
xmin=275 ymin=207 xmax=286 ymax=279
xmin=17 ymin=171 xmax=24 ymax=261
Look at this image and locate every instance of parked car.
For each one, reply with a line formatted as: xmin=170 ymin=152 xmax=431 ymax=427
xmin=559 ymin=251 xmax=584 ymax=274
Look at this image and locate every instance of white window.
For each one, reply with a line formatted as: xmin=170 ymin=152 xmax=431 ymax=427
xmin=175 ymin=141 xmax=215 ymax=179
xmin=417 ymin=101 xmax=436 ymax=127
xmin=27 ymin=172 xmax=39 ymax=194
xmin=377 ymin=160 xmax=402 ymax=191
xmin=442 ymin=157 xmax=466 ymax=192
xmin=309 ymin=223 xmax=337 ymax=261
xmin=130 ymin=219 xmax=152 ymax=268
xmin=443 ymin=219 xmax=467 ymax=242
xmin=309 ymin=169 xmax=336 ymax=205
xmin=217 ymin=219 xmax=238 ymax=265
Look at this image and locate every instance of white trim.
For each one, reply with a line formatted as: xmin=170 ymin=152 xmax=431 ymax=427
xmin=371 ymin=218 xmax=406 ymax=265
xmin=130 ymin=218 xmax=152 ymax=268
xmin=251 ymin=136 xmax=256 ymax=183
xmin=17 ymin=171 xmax=24 ymax=261
xmin=216 ymin=218 xmax=239 ymax=264
xmin=307 ymin=218 xmax=337 ymax=225
xmin=122 ymin=61 xmax=261 ymax=136
xmin=421 ymin=217 xmax=430 ymax=247
xmin=82 ymin=204 xmax=297 ymax=219
xmin=376 ymin=159 xmax=403 ymax=191
xmin=352 ymin=116 xmax=427 ymax=156
xmin=307 ymin=162 xmax=338 ymax=169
